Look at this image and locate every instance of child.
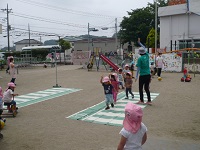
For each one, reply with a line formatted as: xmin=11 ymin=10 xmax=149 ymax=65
xmin=43 ymin=63 xmax=47 ymax=68
xmin=0 ymin=87 xmax=3 ymax=118
xmin=100 ymin=76 xmax=115 ymax=110
xmin=130 ymin=61 xmax=135 ymax=78
xmin=0 ymin=87 xmax=6 ymax=125
xmin=117 ymin=102 xmax=147 ymax=150
xmin=109 ymin=73 xmax=119 ymax=104
xmin=9 ymin=57 xmax=16 ymax=84
xmin=118 ymin=68 xmax=125 ymax=89
xmin=183 ymin=66 xmax=188 ymax=82
xmin=2 ymin=82 xmax=18 ymax=112
xmin=0 ymin=87 xmax=3 ymax=111
xmin=124 ymin=72 xmax=134 ymax=99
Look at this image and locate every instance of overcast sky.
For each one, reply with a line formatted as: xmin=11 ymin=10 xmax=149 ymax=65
xmin=0 ymin=0 xmax=153 ymax=48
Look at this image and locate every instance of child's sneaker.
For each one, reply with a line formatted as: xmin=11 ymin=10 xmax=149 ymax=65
xmin=105 ymin=106 xmax=110 ymax=110
xmin=132 ymin=95 xmax=134 ymax=99
xmin=125 ymin=97 xmax=129 ymax=99
xmin=111 ymin=103 xmax=114 ymax=108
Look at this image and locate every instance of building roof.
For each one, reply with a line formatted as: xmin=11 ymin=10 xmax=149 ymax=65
xmin=75 ymin=38 xmax=117 ymax=43
xmin=14 ymin=39 xmax=43 ymax=45
xmin=158 ymin=4 xmax=187 ymax=17
xmin=63 ymin=36 xmax=83 ymax=42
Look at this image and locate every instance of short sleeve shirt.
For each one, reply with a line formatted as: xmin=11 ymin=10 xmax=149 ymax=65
xmin=136 ymin=54 xmax=150 ymax=76
xmin=119 ymin=123 xmax=147 ymax=150
xmin=118 ymin=74 xmax=124 ymax=82
xmin=156 ymin=56 xmax=164 ymax=68
xmin=102 ymin=83 xmax=113 ymax=94
xmin=2 ymin=89 xmax=13 ymax=103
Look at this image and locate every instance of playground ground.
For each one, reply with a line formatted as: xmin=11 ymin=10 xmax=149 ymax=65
xmin=0 ymin=65 xmax=200 ymax=150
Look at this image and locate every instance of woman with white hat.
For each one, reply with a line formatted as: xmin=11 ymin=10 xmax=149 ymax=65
xmin=135 ymin=46 xmax=152 ymax=105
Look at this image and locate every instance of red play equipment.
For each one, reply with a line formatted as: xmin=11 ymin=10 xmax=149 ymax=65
xmin=99 ymin=54 xmax=119 ymax=71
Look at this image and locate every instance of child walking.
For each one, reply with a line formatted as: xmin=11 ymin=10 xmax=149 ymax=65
xmin=9 ymin=57 xmax=16 ymax=84
xmin=183 ymin=66 xmax=188 ymax=82
xmin=100 ymin=76 xmax=115 ymax=110
xmin=118 ymin=68 xmax=125 ymax=89
xmin=117 ymin=102 xmax=147 ymax=150
xmin=124 ymin=72 xmax=134 ymax=99
xmin=109 ymin=73 xmax=119 ymax=104
xmin=2 ymin=82 xmax=18 ymax=112
xmin=0 ymin=87 xmax=3 ymax=117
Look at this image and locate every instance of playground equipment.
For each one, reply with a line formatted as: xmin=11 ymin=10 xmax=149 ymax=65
xmin=99 ymin=54 xmax=119 ymax=71
xmin=87 ymin=52 xmax=95 ymax=70
xmin=0 ymin=120 xmax=5 ymax=130
xmin=1 ymin=103 xmax=18 ymax=117
xmin=87 ymin=51 xmax=120 ymax=71
xmin=181 ymin=74 xmax=192 ymax=82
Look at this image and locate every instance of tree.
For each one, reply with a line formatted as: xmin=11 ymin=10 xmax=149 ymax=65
xmin=119 ymin=0 xmax=168 ymax=46
xmin=58 ymin=39 xmax=71 ymax=52
xmin=146 ymin=28 xmax=159 ymax=48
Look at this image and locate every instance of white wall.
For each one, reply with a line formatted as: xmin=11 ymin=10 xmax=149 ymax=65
xmin=159 ymin=4 xmax=200 ymax=51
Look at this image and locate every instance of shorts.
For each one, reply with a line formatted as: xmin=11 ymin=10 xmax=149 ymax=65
xmin=119 ymin=81 xmax=124 ymax=86
xmin=105 ymin=94 xmax=113 ymax=104
xmin=0 ymin=98 xmax=3 ymax=109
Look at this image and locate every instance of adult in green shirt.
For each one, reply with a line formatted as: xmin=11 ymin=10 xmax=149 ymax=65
xmin=136 ymin=47 xmax=152 ymax=105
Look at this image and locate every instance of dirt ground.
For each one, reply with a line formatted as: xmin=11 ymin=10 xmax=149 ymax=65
xmin=0 ymin=65 xmax=200 ymax=150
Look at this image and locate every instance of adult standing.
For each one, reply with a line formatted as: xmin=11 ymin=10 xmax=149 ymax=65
xmin=135 ymin=47 xmax=152 ymax=105
xmin=156 ymin=53 xmax=165 ymax=77
xmin=9 ymin=57 xmax=16 ymax=84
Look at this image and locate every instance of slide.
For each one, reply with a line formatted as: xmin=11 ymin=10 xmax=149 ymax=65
xmin=100 ymin=54 xmax=119 ymax=71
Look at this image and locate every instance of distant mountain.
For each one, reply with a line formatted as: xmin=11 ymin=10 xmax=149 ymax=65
xmin=78 ymin=35 xmax=107 ymax=39
xmin=44 ymin=40 xmax=58 ymax=45
xmin=1 ymin=46 xmax=15 ymax=51
xmin=43 ymin=35 xmax=109 ymax=44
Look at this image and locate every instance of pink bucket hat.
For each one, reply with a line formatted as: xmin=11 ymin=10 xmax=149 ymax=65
xmin=125 ymin=64 xmax=129 ymax=67
xmin=123 ymin=102 xmax=143 ymax=133
xmin=112 ymin=73 xmax=118 ymax=81
xmin=126 ymin=72 xmax=132 ymax=76
xmin=8 ymin=82 xmax=16 ymax=88
xmin=102 ymin=76 xmax=110 ymax=83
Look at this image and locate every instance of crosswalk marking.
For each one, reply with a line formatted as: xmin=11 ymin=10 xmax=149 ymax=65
xmin=4 ymin=88 xmax=81 ymax=108
xmin=67 ymin=91 xmax=159 ymax=127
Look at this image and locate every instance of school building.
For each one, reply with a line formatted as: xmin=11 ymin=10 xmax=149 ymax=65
xmin=158 ymin=0 xmax=200 ymax=51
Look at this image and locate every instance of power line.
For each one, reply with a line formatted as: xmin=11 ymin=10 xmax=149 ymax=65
xmin=15 ymin=0 xmax=119 ymax=19
xmin=11 ymin=13 xmax=87 ymax=28
xmin=1 ymin=4 xmax=12 ymax=51
xmin=10 ymin=23 xmax=87 ymax=32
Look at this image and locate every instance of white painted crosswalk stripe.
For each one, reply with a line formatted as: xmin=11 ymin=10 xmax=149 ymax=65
xmin=67 ymin=92 xmax=160 ymax=127
xmin=3 ymin=88 xmax=81 ymax=109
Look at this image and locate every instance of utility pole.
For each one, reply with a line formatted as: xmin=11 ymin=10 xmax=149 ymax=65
xmin=88 ymin=23 xmax=90 ymax=51
xmin=1 ymin=4 xmax=12 ymax=51
xmin=28 ymin=23 xmax=30 ymax=46
xmin=155 ymin=0 xmax=158 ymax=54
xmin=115 ymin=18 xmax=118 ymax=51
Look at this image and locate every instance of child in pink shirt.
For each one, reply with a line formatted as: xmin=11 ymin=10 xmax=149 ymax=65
xmin=109 ymin=73 xmax=119 ymax=104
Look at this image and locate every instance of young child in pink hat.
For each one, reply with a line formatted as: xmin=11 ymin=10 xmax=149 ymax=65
xmin=124 ymin=72 xmax=134 ymax=99
xmin=100 ymin=76 xmax=115 ymax=110
xmin=2 ymin=82 xmax=18 ymax=112
xmin=117 ymin=102 xmax=147 ymax=150
xmin=109 ymin=73 xmax=119 ymax=104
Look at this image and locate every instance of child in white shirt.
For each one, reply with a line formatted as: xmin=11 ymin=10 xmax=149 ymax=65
xmin=117 ymin=102 xmax=147 ymax=150
xmin=2 ymin=82 xmax=18 ymax=111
